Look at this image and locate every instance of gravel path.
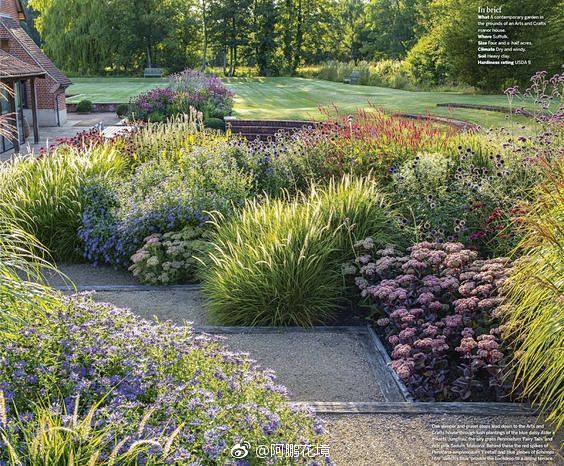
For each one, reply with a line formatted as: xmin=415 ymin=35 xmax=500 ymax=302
xmin=45 ymin=263 xmax=139 ymax=287
xmin=322 ymin=414 xmax=562 ymax=466
xmin=222 ymin=333 xmax=384 ymax=402
xmin=41 ymin=264 xmax=562 ymax=466
xmin=94 ymin=289 xmax=209 ymax=325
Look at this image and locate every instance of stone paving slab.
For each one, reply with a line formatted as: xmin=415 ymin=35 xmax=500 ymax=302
xmin=322 ymin=414 xmax=562 ymax=466
xmin=222 ymin=332 xmax=384 ymax=402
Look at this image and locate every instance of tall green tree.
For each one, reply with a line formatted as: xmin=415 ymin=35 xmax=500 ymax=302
xmin=29 ymin=0 xmax=200 ymax=74
xmin=411 ymin=0 xmax=564 ymax=90
xmin=360 ymin=0 xmax=421 ymax=59
xmin=207 ymin=0 xmax=252 ymax=76
xmin=251 ymin=0 xmax=278 ymax=75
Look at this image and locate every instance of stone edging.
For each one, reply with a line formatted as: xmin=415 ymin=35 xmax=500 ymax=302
xmin=398 ymin=113 xmax=479 ymax=131
xmin=54 ymin=284 xmax=201 ymax=292
xmin=292 ymin=401 xmax=533 ymax=416
xmin=365 ymin=326 xmax=413 ymax=402
xmin=436 ymin=102 xmax=544 ymax=118
xmin=192 ymin=325 xmax=531 ymax=415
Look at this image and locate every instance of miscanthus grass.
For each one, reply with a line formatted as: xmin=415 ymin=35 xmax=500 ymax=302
xmin=0 ymin=203 xmax=61 ymax=339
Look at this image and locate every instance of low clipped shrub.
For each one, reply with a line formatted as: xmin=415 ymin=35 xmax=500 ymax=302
xmin=204 ymin=117 xmax=225 ymax=131
xmin=116 ymin=103 xmax=129 ymax=117
xmin=0 ymin=292 xmax=330 ymax=464
xmin=501 ymin=159 xmax=564 ymax=429
xmin=202 ymin=176 xmax=398 ymax=326
xmin=129 ymin=226 xmax=210 ymax=285
xmin=348 ymin=241 xmax=514 ymax=401
xmin=76 ymin=99 xmax=93 ymax=113
xmin=0 ymin=146 xmax=127 ymax=260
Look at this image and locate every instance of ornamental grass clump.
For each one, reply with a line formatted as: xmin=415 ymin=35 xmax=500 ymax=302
xmin=349 ymin=241 xmax=514 ymax=401
xmin=0 ymin=146 xmax=127 ymax=260
xmin=0 ymin=212 xmax=330 ymax=462
xmin=0 ymin=204 xmax=60 ymax=338
xmin=501 ymin=159 xmax=564 ymax=429
xmin=1 ymin=402 xmax=159 ymax=465
xmin=202 ymin=176 xmax=398 ymax=326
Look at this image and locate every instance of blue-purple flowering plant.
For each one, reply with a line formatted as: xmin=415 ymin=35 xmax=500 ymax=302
xmin=0 ymin=293 xmax=331 ymax=464
xmin=128 ymin=87 xmax=177 ymax=122
xmin=79 ymin=143 xmax=253 ymax=268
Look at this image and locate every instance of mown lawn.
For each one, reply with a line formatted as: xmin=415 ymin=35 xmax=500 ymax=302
xmin=66 ymin=77 xmax=168 ymax=104
xmin=66 ymin=76 xmax=532 ymax=127
xmin=224 ymin=77 xmax=530 ymax=127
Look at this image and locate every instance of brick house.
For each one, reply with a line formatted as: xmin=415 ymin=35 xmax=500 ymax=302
xmin=0 ymin=0 xmax=71 ymax=152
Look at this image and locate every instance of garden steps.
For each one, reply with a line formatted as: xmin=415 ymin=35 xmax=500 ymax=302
xmin=225 ymin=117 xmax=317 ymax=141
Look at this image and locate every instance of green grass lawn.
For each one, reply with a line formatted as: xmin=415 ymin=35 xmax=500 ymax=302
xmin=224 ymin=77 xmax=531 ymax=127
xmin=66 ymin=76 xmax=532 ymax=127
xmin=66 ymin=77 xmax=168 ymax=104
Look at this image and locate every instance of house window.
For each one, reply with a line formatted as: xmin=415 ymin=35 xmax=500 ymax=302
xmin=0 ymin=39 xmax=9 ymax=52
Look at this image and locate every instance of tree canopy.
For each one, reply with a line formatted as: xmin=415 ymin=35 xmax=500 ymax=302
xmin=26 ymin=0 xmax=563 ymax=90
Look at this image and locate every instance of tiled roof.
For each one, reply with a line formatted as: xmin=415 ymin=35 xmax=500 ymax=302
xmin=0 ymin=15 xmax=72 ymax=87
xmin=0 ymin=49 xmax=45 ymax=79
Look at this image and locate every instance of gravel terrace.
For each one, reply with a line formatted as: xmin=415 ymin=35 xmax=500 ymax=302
xmin=38 ymin=263 xmax=562 ymax=465
xmin=322 ymin=414 xmax=562 ymax=466
xmin=94 ymin=289 xmax=208 ymax=326
xmin=222 ymin=333 xmax=384 ymax=402
xmin=45 ymin=263 xmax=139 ymax=287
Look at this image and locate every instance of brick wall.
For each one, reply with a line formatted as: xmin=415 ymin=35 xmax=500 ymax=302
xmin=0 ymin=0 xmax=24 ymax=21
xmin=0 ymin=23 xmax=65 ymax=112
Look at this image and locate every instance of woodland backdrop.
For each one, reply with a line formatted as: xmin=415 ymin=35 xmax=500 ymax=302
xmin=25 ymin=0 xmax=563 ymax=90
